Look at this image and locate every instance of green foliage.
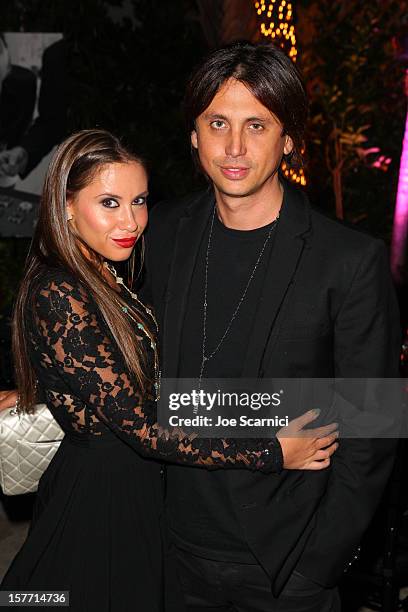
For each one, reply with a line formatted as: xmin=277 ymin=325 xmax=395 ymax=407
xmin=298 ymin=0 xmax=405 ymax=234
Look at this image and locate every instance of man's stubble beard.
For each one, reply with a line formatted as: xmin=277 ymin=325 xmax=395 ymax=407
xmin=211 ymin=161 xmax=282 ymax=200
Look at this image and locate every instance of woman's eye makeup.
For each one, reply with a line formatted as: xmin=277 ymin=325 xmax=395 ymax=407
xmin=133 ymin=196 xmax=147 ymax=206
xmin=100 ymin=196 xmax=147 ymax=208
xmin=101 ymin=198 xmax=119 ymax=208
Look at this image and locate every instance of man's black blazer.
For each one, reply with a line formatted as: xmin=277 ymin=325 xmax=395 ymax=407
xmin=0 ymin=65 xmax=36 ymax=149
xmin=143 ymin=179 xmax=401 ymax=595
xmin=21 ymin=39 xmax=67 ymax=177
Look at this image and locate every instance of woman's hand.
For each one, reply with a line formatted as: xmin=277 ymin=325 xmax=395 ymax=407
xmin=277 ymin=409 xmax=339 ymax=470
xmin=0 ymin=389 xmax=18 ymax=411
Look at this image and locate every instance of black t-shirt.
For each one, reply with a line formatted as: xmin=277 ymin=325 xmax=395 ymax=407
xmin=167 ymin=212 xmax=277 ymax=562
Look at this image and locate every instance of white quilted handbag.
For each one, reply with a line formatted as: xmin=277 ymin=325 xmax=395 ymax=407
xmin=0 ymin=403 xmax=64 ymax=496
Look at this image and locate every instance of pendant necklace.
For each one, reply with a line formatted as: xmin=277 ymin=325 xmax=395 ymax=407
xmin=199 ymin=205 xmax=279 ymax=387
xmin=104 ymin=261 xmax=161 ymax=400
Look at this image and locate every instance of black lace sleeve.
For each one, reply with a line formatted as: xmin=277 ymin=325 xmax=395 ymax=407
xmin=32 ymin=274 xmax=283 ymax=473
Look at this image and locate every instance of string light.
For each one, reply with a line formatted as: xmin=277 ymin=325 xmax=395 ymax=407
xmin=281 ymin=161 xmax=306 ymax=186
xmin=254 ymin=0 xmax=297 ymax=59
xmin=254 ymin=0 xmax=304 ymax=184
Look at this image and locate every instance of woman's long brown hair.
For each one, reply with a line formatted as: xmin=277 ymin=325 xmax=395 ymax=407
xmin=13 ymin=129 xmax=149 ymax=413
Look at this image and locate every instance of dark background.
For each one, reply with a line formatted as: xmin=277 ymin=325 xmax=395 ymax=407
xmin=0 ymin=1 xmax=407 ymax=609
xmin=0 ymin=0 xmax=406 ymax=338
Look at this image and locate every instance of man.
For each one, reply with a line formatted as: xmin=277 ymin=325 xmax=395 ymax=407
xmin=0 ymin=38 xmax=66 ymax=180
xmin=144 ymin=42 xmax=401 ymax=611
xmin=0 ymin=33 xmax=36 ymax=165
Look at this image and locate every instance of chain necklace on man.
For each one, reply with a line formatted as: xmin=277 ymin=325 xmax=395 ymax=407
xmin=198 ymin=204 xmax=280 ymax=387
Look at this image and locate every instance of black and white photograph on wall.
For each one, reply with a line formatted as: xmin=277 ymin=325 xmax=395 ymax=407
xmin=0 ymin=32 xmax=66 ymax=238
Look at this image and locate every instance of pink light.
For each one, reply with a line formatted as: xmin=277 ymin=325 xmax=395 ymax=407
xmin=391 ymin=72 xmax=408 ymax=285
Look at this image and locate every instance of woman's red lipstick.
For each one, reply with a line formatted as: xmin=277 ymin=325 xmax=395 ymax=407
xmin=112 ymin=237 xmax=137 ymax=248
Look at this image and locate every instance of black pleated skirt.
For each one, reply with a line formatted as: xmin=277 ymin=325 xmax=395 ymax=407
xmin=1 ymin=431 xmax=169 ymax=611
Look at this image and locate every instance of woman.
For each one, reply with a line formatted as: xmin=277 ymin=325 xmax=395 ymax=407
xmin=0 ymin=130 xmax=338 ymax=610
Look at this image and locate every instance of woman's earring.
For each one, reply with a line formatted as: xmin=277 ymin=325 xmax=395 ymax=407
xmin=67 ymin=213 xmax=73 ymax=221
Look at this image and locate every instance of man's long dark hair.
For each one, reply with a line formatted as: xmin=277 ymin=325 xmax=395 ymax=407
xmin=184 ymin=41 xmax=308 ymax=170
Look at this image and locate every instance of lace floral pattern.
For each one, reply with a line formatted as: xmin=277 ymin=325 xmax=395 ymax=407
xmin=27 ymin=268 xmax=282 ymax=473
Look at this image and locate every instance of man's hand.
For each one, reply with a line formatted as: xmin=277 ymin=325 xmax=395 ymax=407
xmin=0 ymin=146 xmax=28 ymax=177
xmin=0 ymin=389 xmax=18 ymax=411
xmin=277 ymin=410 xmax=339 ymax=470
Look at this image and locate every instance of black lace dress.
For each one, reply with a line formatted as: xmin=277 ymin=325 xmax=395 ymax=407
xmin=0 ymin=267 xmax=283 ymax=611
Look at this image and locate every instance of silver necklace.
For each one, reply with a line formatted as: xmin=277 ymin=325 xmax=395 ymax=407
xmin=199 ymin=205 xmax=279 ymax=385
xmin=104 ymin=262 xmax=161 ymax=400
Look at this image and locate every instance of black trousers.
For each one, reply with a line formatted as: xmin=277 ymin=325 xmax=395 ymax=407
xmin=174 ymin=547 xmax=341 ymax=612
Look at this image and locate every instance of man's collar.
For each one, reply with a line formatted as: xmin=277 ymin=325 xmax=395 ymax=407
xmin=183 ymin=179 xmax=311 ymax=238
xmin=279 ymin=178 xmax=311 ymax=238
